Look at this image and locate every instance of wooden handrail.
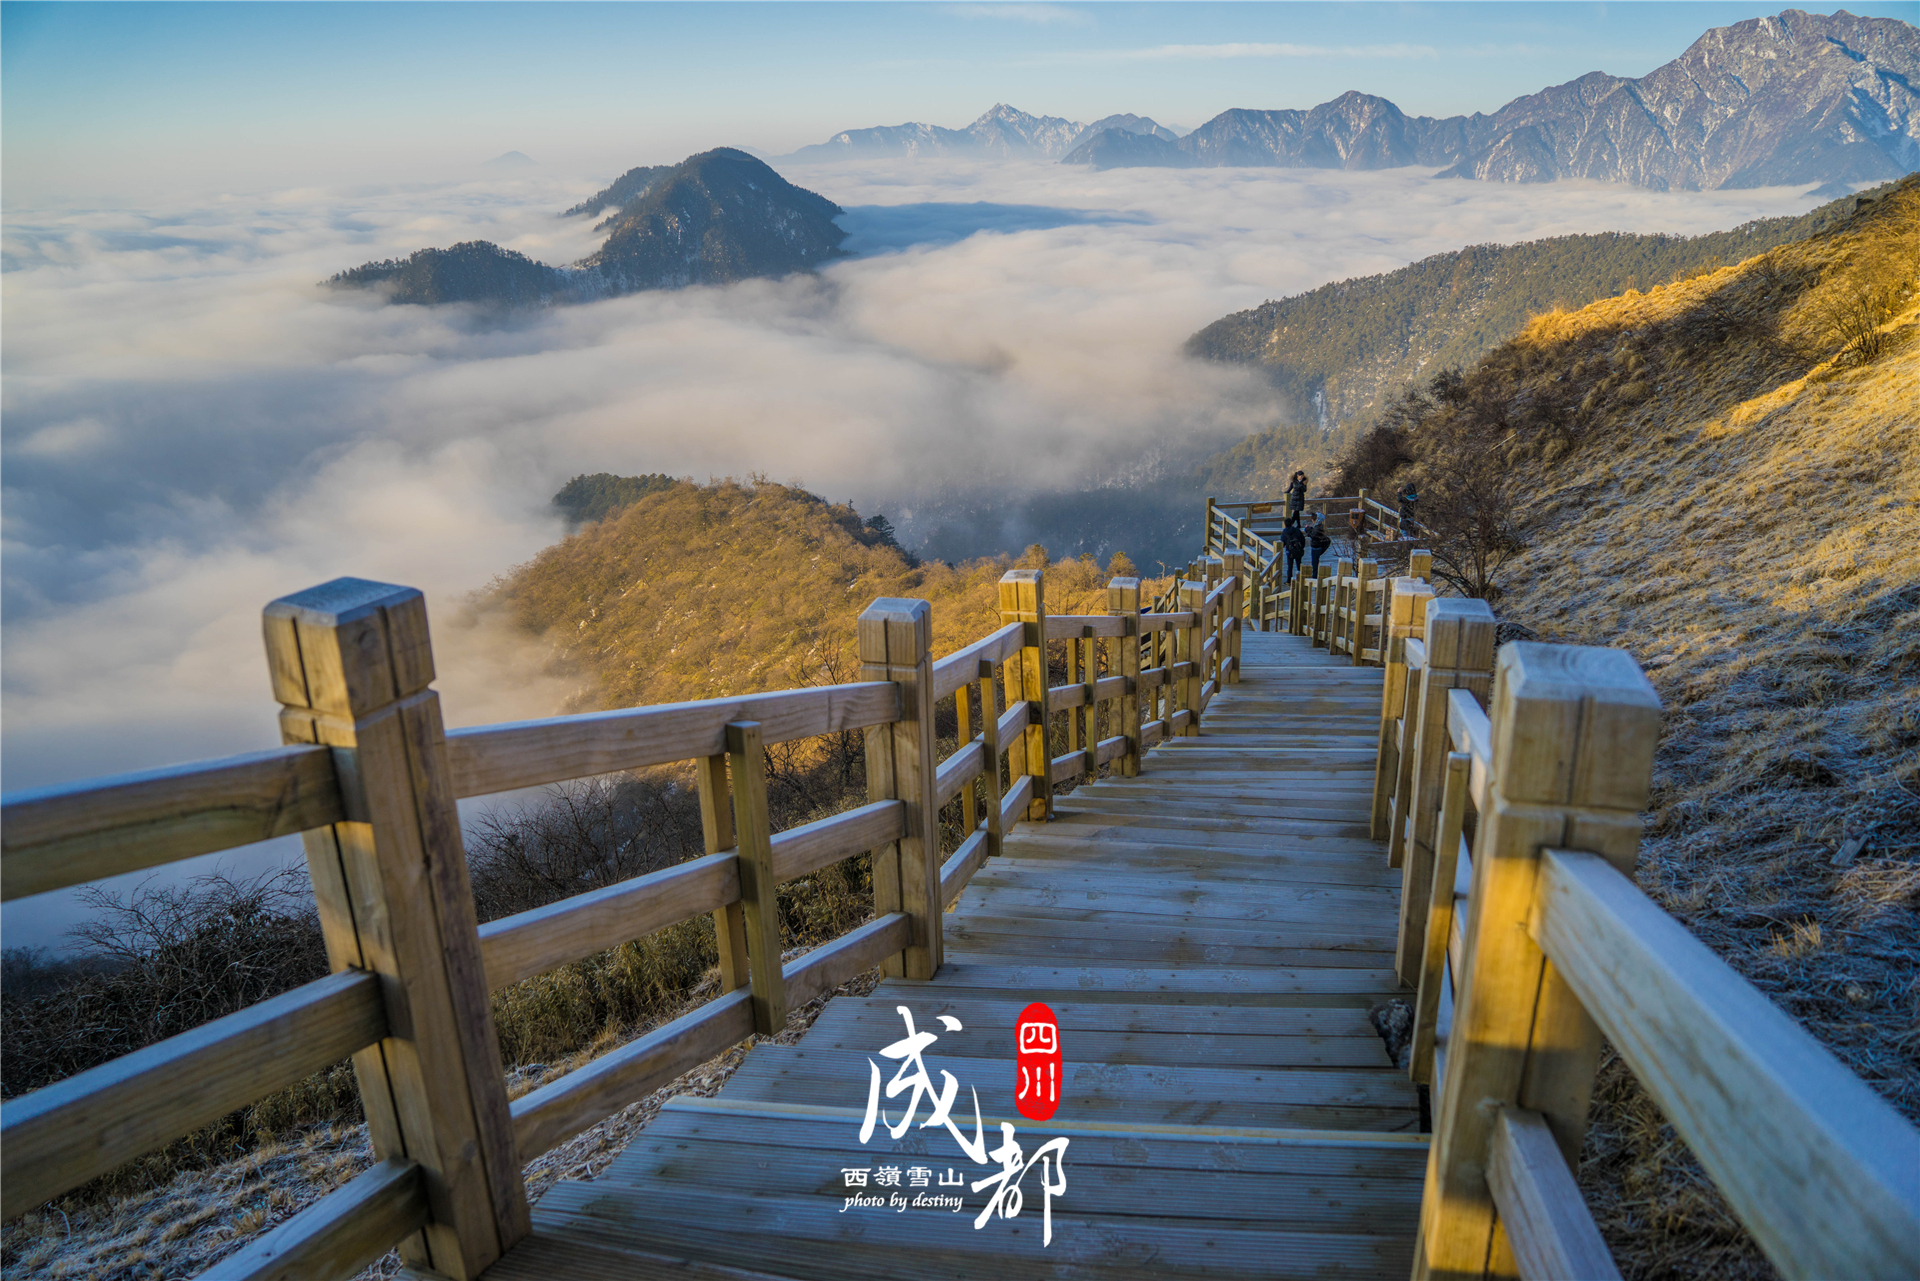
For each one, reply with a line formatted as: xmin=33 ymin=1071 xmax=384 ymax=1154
xmin=217 ymin=1158 xmax=429 ymax=1281
xmin=1 ymin=969 xmax=388 ymax=1218
xmin=929 ymin=621 xmax=1022 ymax=703
xmin=1534 ymin=850 xmax=1920 ymax=1278
xmin=478 ymin=853 xmax=740 ymax=991
xmin=1 ymin=745 xmax=345 ymax=902
xmin=446 ymin=682 xmax=901 ymax=799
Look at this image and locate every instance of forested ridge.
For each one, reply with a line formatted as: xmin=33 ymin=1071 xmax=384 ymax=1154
xmin=1187 ymin=180 xmax=1902 ymax=430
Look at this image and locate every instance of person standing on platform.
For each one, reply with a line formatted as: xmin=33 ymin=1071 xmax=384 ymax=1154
xmin=1280 ymin=517 xmax=1306 ymax=581
xmin=1306 ymin=512 xmax=1332 ymax=574
xmin=1286 ymin=471 xmax=1308 ymax=522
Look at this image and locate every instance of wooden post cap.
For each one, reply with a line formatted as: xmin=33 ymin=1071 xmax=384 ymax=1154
xmin=1490 ymin=643 xmax=1662 ymax=811
xmin=858 ymin=597 xmax=931 ymax=659
xmin=1423 ymin=598 xmax=1496 ymax=672
xmin=263 ymin=578 xmax=434 ymax=716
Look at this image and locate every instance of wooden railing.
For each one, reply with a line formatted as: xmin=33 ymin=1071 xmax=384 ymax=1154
xmin=1195 ymin=493 xmax=1433 ymax=668
xmin=1368 ymin=579 xmax=1920 ymax=1280
xmin=0 ymin=565 xmax=1240 ymax=1280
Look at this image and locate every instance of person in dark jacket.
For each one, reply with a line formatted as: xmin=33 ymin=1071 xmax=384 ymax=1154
xmin=1347 ymin=506 xmax=1367 ymax=558
xmin=1397 ymin=482 xmax=1419 ymax=534
xmin=1285 ymin=472 xmax=1308 ymax=520
xmin=1280 ymin=517 xmax=1306 ymax=580
xmin=1305 ymin=513 xmax=1332 ymax=573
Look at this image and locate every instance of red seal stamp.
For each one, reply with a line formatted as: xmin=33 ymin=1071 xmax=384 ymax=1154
xmin=1015 ymin=1001 xmax=1061 ymax=1121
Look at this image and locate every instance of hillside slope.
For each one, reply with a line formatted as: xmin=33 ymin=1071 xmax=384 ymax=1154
xmin=1337 ymin=178 xmax=1918 ymax=1274
xmin=1188 ymin=182 xmax=1893 ymax=432
xmin=484 ymin=480 xmax=1136 ymax=712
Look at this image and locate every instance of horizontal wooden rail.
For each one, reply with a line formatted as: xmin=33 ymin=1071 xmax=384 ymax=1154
xmin=940 ymin=828 xmax=991 ymax=909
xmin=446 ymin=682 xmax=900 ymax=799
xmin=509 ymin=912 xmax=913 ymax=1160
xmin=999 ymin=775 xmax=1034 ymax=829
xmin=935 ymin=741 xmax=985 ymax=808
xmin=1534 ymin=849 xmax=1920 ymax=1279
xmin=1049 ymin=752 xmax=1085 ymax=784
xmin=1048 ymin=674 xmax=1126 ymax=711
xmin=479 ymin=853 xmax=738 ymax=991
xmin=478 ymin=802 xmax=907 ymax=991
xmin=1044 ymin=614 xmax=1126 ymax=641
xmin=1140 ymin=611 xmax=1196 ymax=632
xmin=1 ymin=746 xmax=344 ymax=903
xmin=1 ymin=969 xmax=387 ymax=1219
xmin=770 ymin=800 xmax=905 ymax=885
xmin=996 ymin=699 xmax=1029 ymax=742
xmin=1137 ymin=666 xmax=1169 ymax=690
xmin=1446 ymin=688 xmax=1494 ymax=811
xmin=510 ymin=989 xmax=752 ymax=1161
xmin=1094 ymin=735 xmax=1128 ymax=767
xmin=1488 ymin=1108 xmax=1620 ymax=1281
xmin=929 ymin=622 xmax=1022 ymax=703
xmin=1404 ymin=637 xmax=1427 ymax=671
xmin=217 ymin=1158 xmax=428 ymax=1281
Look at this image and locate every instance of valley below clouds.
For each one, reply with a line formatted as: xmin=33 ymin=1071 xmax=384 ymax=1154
xmin=1 ymin=157 xmax=1820 ymax=944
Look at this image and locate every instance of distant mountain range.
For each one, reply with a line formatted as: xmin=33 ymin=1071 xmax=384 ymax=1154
xmin=1065 ymin=9 xmax=1917 ymax=190
xmin=783 ymin=104 xmax=1180 ymax=161
xmin=328 ymin=149 xmax=845 ymax=306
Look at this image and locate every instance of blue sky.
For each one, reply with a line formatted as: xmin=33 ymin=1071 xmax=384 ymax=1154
xmin=5 ymin=2 xmax=1916 ymax=196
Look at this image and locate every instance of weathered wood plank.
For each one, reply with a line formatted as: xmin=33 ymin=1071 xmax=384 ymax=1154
xmin=929 ymin=622 xmax=1022 ymax=703
xmin=446 ymin=683 xmax=901 ymax=799
xmin=1 ymin=970 xmax=386 ymax=1219
xmin=1535 ymin=849 xmax=1920 ymax=1280
xmin=220 ymin=1158 xmax=428 ymax=1281
xmin=479 ymin=853 xmax=739 ymax=991
xmin=1 ymin=746 xmax=344 ymax=902
xmin=1488 ymin=1108 xmax=1620 ymax=1281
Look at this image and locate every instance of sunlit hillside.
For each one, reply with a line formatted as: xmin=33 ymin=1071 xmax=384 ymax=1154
xmin=483 ymin=479 xmax=1146 ymax=712
xmin=1338 ymin=177 xmax=1918 ymax=1278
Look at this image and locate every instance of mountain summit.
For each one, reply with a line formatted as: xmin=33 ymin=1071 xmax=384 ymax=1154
xmin=328 ymin=149 xmax=844 ymax=306
xmin=1072 ymin=9 xmax=1918 ymax=189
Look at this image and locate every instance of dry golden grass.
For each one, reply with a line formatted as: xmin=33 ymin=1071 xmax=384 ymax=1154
xmin=1484 ymin=181 xmax=1920 ymax=1279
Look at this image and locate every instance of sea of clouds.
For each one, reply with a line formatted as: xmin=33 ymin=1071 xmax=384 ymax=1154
xmin=0 ymin=156 xmax=1821 ymax=945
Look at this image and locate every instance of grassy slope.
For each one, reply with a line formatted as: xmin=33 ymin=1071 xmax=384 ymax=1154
xmin=487 ymin=478 xmax=1144 ymax=709
xmin=1464 ymin=188 xmax=1918 ymax=1277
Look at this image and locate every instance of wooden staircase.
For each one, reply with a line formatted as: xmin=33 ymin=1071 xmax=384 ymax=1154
xmin=482 ymin=628 xmax=1431 ymax=1279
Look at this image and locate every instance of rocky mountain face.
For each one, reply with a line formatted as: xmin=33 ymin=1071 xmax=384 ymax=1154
xmin=785 ymin=104 xmax=1178 ymax=161
xmin=577 ymin=148 xmax=845 ymax=292
xmin=1083 ymin=9 xmax=1918 ymax=189
xmin=328 ymin=149 xmax=844 ymax=306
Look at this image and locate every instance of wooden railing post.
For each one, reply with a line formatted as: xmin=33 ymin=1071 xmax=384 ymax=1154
xmin=1204 ymin=496 xmax=1217 ymax=553
xmin=1394 ymin=599 xmax=1496 ymax=982
xmin=859 ymin=598 xmax=943 ymax=980
xmin=725 ymin=721 xmax=787 ymax=1032
xmin=263 ymin=579 xmax=527 ymax=1278
xmin=1371 ymin=578 xmax=1436 ymax=840
xmin=696 ymin=755 xmax=750 ymax=995
xmin=998 ymin=570 xmax=1052 ymax=821
xmin=1108 ymin=577 xmax=1142 ymax=775
xmin=1221 ymin=550 xmax=1245 ymax=682
xmin=977 ymin=659 xmax=1005 ymax=858
xmin=1180 ymin=578 xmax=1205 ymax=734
xmin=1350 ymin=558 xmax=1375 ymax=666
xmin=1416 ymin=645 xmax=1662 ymax=1280
xmin=1411 ymin=548 xmax=1433 ymax=581
xmin=1079 ymin=624 xmax=1098 ymax=777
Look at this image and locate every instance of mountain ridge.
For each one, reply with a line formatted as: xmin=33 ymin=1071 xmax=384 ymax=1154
xmin=783 ymin=103 xmax=1181 ymax=162
xmin=328 ymin=148 xmax=844 ymax=306
xmin=1067 ymin=9 xmax=1918 ymax=189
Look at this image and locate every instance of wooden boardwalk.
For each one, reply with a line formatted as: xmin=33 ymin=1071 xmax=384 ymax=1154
xmin=484 ymin=629 xmax=1426 ymax=1279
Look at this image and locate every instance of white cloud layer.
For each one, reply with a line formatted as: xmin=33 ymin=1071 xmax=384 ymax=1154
xmin=1 ymin=157 xmax=1820 ymax=945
